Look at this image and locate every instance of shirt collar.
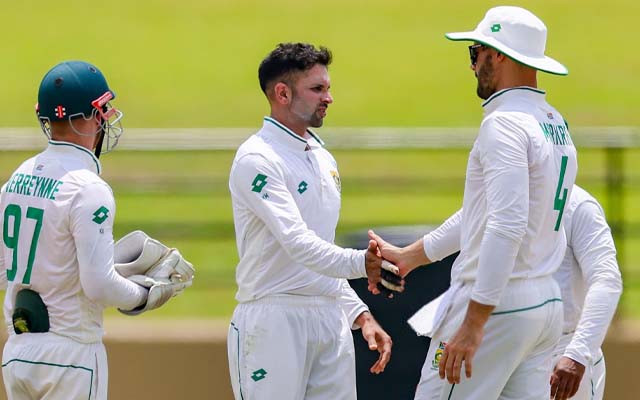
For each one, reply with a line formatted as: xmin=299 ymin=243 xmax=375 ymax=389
xmin=46 ymin=140 xmax=102 ymax=175
xmin=481 ymin=86 xmax=546 ymax=114
xmin=261 ymin=117 xmax=325 ymax=151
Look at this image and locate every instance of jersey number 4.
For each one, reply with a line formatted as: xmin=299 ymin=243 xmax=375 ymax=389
xmin=553 ymin=155 xmax=569 ymax=232
xmin=2 ymin=204 xmax=44 ymax=284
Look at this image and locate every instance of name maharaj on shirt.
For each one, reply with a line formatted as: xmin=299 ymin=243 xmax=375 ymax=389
xmin=4 ymin=173 xmax=64 ymax=200
xmin=539 ymin=122 xmax=573 ymax=146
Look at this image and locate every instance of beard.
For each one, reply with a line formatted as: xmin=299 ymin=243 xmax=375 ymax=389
xmin=476 ymin=56 xmax=497 ymax=100
xmin=290 ymin=97 xmax=327 ymax=128
xmin=308 ymin=109 xmax=325 ymax=128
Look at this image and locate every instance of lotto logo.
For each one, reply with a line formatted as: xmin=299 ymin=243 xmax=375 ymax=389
xmin=251 ymin=174 xmax=268 ymax=193
xmin=251 ymin=368 xmax=268 ymax=382
xmin=297 ymin=181 xmax=308 ymax=194
xmin=92 ymin=206 xmax=109 ymax=224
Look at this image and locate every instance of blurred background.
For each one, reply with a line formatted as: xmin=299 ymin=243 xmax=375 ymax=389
xmin=0 ymin=0 xmax=639 ymax=398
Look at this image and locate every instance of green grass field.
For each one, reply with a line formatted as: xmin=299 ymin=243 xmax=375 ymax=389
xmin=1 ymin=0 xmax=639 ymax=127
xmin=2 ymin=148 xmax=638 ymax=319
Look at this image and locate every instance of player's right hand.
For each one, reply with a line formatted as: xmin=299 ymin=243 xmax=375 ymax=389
xmin=368 ymin=230 xmax=417 ymax=277
xmin=365 ymin=240 xmax=404 ymax=298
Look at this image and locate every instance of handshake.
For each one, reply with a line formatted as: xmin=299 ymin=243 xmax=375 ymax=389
xmin=365 ymin=230 xmax=406 ymax=299
xmin=114 ymin=231 xmax=195 ymax=315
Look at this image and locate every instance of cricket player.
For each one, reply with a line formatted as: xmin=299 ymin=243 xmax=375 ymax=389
xmin=227 ymin=43 xmax=401 ymax=400
xmin=369 ymin=6 xmax=578 ymax=399
xmin=0 ymin=61 xmax=191 ymax=399
xmin=550 ymin=185 xmax=622 ymax=400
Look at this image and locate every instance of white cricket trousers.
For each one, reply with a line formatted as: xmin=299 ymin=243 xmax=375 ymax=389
xmin=2 ymin=332 xmax=107 ymax=400
xmin=415 ymin=275 xmax=563 ymax=400
xmin=551 ymin=333 xmax=606 ymax=400
xmin=228 ymin=294 xmax=356 ymax=400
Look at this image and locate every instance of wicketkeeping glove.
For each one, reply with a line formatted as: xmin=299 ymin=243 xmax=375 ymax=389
xmin=377 ymin=260 xmax=404 ymax=298
xmin=118 ymin=276 xmax=192 ymax=316
xmin=114 ymin=231 xmax=195 ymax=283
xmin=114 ymin=231 xmax=169 ymax=278
xmin=146 ymin=249 xmax=195 ymax=284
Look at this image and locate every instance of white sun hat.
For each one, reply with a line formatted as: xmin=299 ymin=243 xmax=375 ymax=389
xmin=445 ymin=6 xmax=568 ymax=75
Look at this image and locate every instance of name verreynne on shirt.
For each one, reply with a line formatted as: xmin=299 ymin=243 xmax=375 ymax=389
xmin=3 ymin=173 xmax=64 ymax=200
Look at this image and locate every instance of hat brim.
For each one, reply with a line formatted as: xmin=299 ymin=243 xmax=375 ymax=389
xmin=445 ymin=31 xmax=568 ymax=76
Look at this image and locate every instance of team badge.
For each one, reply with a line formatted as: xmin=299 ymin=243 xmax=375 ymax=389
xmin=431 ymin=341 xmax=446 ymax=370
xmin=330 ymin=170 xmax=341 ymax=193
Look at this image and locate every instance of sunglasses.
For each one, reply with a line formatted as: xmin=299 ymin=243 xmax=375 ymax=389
xmin=468 ymin=44 xmax=485 ymax=65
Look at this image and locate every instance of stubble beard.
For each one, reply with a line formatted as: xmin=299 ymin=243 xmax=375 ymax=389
xmin=476 ymin=57 xmax=497 ymax=100
xmin=309 ymin=110 xmax=325 ymax=128
xmin=290 ymin=97 xmax=326 ymax=129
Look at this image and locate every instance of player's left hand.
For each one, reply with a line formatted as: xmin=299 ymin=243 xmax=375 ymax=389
xmin=550 ymin=356 xmax=585 ymax=400
xmin=356 ymin=312 xmax=393 ymax=374
xmin=439 ymin=322 xmax=483 ymax=384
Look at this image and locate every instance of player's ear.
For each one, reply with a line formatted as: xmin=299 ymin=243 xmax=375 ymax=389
xmin=273 ymin=82 xmax=292 ymax=105
xmin=494 ymin=50 xmax=508 ymax=65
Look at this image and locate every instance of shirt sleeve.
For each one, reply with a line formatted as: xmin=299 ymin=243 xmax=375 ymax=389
xmin=70 ymin=182 xmax=147 ymax=310
xmin=563 ymin=201 xmax=622 ymax=365
xmin=472 ymin=115 xmax=530 ymax=306
xmin=423 ymin=209 xmax=462 ymax=261
xmin=229 ymin=153 xmax=366 ymax=279
xmin=337 ymin=279 xmax=370 ymax=330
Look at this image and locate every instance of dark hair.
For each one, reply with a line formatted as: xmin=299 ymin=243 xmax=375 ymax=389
xmin=258 ymin=43 xmax=332 ymax=94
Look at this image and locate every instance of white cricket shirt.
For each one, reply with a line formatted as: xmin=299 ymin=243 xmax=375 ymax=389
xmin=554 ymin=185 xmax=622 ymax=365
xmin=0 ymin=141 xmax=147 ymax=343
xmin=426 ymin=87 xmax=578 ymax=306
xmin=229 ymin=117 xmax=368 ymax=324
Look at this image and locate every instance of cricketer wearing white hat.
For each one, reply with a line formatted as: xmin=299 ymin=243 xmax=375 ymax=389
xmin=368 ymin=5 xmax=578 ymax=400
xmin=446 ymin=6 xmax=568 ymax=75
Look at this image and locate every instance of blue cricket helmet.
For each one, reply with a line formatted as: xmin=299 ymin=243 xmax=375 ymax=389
xmin=36 ymin=61 xmax=124 ymax=156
